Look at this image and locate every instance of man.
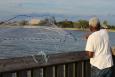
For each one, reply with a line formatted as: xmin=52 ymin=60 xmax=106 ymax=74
xmin=85 ymin=17 xmax=113 ymax=77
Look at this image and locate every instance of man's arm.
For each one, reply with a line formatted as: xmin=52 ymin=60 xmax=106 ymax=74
xmin=85 ymin=34 xmax=95 ymax=58
xmin=86 ymin=51 xmax=94 ymax=58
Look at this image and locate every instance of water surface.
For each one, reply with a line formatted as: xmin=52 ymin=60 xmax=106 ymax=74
xmin=0 ymin=27 xmax=114 ymax=58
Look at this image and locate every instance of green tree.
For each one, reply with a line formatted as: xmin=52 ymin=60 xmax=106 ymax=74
xmin=57 ymin=20 xmax=73 ymax=28
xmin=77 ymin=20 xmax=89 ymax=29
xmin=103 ymin=20 xmax=109 ymax=28
xmin=103 ymin=20 xmax=108 ymax=25
xmin=73 ymin=22 xmax=81 ymax=28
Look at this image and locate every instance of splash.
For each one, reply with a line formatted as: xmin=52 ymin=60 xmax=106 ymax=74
xmin=32 ymin=51 xmax=48 ymax=63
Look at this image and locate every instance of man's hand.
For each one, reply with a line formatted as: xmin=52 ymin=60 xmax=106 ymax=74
xmin=86 ymin=51 xmax=94 ymax=58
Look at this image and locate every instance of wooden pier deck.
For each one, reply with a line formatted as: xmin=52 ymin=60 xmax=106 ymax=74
xmin=0 ymin=49 xmax=115 ymax=77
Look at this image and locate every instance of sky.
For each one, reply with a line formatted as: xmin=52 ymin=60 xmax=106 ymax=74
xmin=0 ymin=0 xmax=115 ymax=19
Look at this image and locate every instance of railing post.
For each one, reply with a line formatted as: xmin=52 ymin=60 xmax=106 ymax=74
xmin=56 ymin=64 xmax=66 ymax=77
xmin=76 ymin=61 xmax=82 ymax=77
xmin=16 ymin=70 xmax=27 ymax=77
xmin=85 ymin=60 xmax=91 ymax=77
xmin=81 ymin=61 xmax=85 ymax=77
xmin=0 ymin=72 xmax=13 ymax=77
xmin=31 ymin=68 xmax=43 ymax=77
xmin=43 ymin=66 xmax=54 ymax=77
xmin=66 ymin=63 xmax=76 ymax=77
xmin=52 ymin=66 xmax=56 ymax=77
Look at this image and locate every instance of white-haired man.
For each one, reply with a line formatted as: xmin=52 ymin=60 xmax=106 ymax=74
xmin=85 ymin=17 xmax=113 ymax=77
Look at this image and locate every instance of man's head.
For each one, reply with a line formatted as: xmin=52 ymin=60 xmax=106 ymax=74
xmin=89 ymin=17 xmax=101 ymax=32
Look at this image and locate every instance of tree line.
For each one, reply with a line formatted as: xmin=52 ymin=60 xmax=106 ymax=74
xmin=56 ymin=19 xmax=115 ymax=30
xmin=37 ymin=17 xmax=115 ymax=30
xmin=2 ymin=16 xmax=115 ymax=30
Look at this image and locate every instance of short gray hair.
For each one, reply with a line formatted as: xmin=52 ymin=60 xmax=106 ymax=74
xmin=89 ymin=17 xmax=100 ymax=27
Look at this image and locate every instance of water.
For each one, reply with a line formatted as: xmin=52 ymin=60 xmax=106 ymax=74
xmin=0 ymin=27 xmax=114 ymax=59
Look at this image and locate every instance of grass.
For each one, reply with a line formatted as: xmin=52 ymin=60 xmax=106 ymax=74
xmin=108 ymin=29 xmax=115 ymax=32
xmin=63 ymin=28 xmax=81 ymax=30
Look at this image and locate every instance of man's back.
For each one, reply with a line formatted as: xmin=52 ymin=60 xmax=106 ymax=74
xmin=86 ymin=29 xmax=113 ymax=69
xmin=86 ymin=17 xmax=113 ymax=77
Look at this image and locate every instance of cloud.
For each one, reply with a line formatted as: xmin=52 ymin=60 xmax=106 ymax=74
xmin=0 ymin=0 xmax=115 ymax=18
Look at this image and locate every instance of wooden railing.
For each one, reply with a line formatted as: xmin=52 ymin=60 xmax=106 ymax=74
xmin=0 ymin=51 xmax=115 ymax=77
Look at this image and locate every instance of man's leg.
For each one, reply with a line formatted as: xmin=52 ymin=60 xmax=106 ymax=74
xmin=91 ymin=66 xmax=99 ymax=77
xmin=91 ymin=66 xmax=113 ymax=77
xmin=103 ymin=67 xmax=113 ymax=77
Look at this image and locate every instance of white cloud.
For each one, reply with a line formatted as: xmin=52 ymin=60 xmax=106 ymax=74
xmin=0 ymin=0 xmax=115 ymax=18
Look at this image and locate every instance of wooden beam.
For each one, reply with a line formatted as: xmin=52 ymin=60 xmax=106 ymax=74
xmin=0 ymin=51 xmax=88 ymax=73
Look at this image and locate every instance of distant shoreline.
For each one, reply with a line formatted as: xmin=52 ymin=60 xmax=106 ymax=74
xmin=62 ymin=28 xmax=88 ymax=31
xmin=63 ymin=28 xmax=115 ymax=32
xmin=108 ymin=29 xmax=115 ymax=32
xmin=0 ymin=25 xmax=115 ymax=32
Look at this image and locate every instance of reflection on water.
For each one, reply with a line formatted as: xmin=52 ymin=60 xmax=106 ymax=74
xmin=0 ymin=27 xmax=114 ymax=58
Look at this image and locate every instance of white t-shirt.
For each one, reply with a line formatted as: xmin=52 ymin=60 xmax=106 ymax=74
xmin=85 ymin=29 xmax=113 ymax=69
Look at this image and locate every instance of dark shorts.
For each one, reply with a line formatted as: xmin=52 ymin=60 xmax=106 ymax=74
xmin=91 ymin=66 xmax=113 ymax=77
